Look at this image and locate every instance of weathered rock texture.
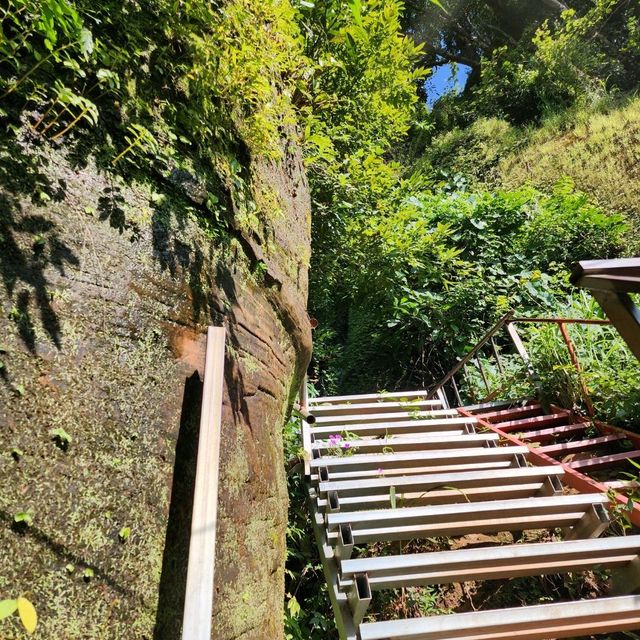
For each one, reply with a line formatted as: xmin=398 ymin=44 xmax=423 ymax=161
xmin=0 ymin=133 xmax=311 ymax=639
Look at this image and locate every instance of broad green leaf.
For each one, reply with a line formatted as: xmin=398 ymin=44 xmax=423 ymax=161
xmin=287 ymin=595 xmax=301 ymax=618
xmin=14 ymin=511 xmax=33 ymax=526
xmin=0 ymin=599 xmax=17 ymax=621
xmin=79 ymin=28 xmax=94 ymax=57
xmin=389 ymin=486 xmax=397 ymax=509
xmin=348 ymin=0 xmax=362 ymax=27
xmin=17 ymin=597 xmax=37 ymax=634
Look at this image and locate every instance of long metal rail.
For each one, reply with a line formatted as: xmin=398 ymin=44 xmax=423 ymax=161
xmin=300 ymin=388 xmax=640 ymax=639
xmin=572 ymin=257 xmax=640 ymax=361
xmin=426 ymin=308 xmax=640 ymax=525
xmin=181 ymin=327 xmax=226 ymax=640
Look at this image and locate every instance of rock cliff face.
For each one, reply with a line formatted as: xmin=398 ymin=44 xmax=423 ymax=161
xmin=0 ymin=133 xmax=311 ymax=639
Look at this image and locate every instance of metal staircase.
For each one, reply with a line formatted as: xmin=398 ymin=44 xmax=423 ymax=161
xmin=301 ymin=390 xmax=640 ymax=640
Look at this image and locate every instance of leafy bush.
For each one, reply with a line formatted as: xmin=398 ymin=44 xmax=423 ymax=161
xmin=470 ymin=0 xmax=636 ymax=124
xmin=1 ymin=0 xmax=306 ymax=172
xmin=461 ymin=291 xmax=640 ymax=428
xmin=525 ymin=294 xmax=640 ymax=427
xmin=425 ymin=0 xmax=639 ymax=133
xmin=499 ymin=96 xmax=640 ymax=252
xmin=416 ymin=117 xmax=518 ymax=185
xmin=311 ymin=180 xmax=625 ymax=393
xmin=299 ymin=0 xmax=426 ymax=163
xmin=283 ymin=413 xmax=336 ymax=639
xmin=514 ymin=178 xmax=627 ymax=267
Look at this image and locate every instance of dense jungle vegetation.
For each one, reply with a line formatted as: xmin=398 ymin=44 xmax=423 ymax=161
xmin=2 ymin=0 xmax=640 ymax=637
xmin=2 ymin=0 xmax=638 ymax=411
xmin=286 ymin=0 xmax=640 ymax=636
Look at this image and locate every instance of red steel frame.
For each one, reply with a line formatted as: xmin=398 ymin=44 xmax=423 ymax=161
xmin=458 ymin=406 xmax=640 ymax=528
xmin=430 ymin=312 xmax=640 ymax=528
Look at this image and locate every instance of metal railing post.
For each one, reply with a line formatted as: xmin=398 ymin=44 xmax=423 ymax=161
xmin=427 ymin=311 xmax=514 ymax=399
xmin=558 ymin=322 xmax=595 ymax=417
xmin=181 ymin=327 xmax=226 ymax=640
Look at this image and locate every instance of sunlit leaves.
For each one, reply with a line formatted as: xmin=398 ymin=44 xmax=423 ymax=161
xmin=347 ymin=0 xmax=363 ymax=27
xmin=118 ymin=526 xmax=132 ymax=542
xmin=316 ymin=175 xmax=625 ymax=392
xmin=112 ymin=124 xmax=159 ymax=166
xmin=1 ymin=0 xmax=308 ymax=167
xmin=78 ymin=27 xmax=93 ymax=58
xmin=0 ymin=600 xmax=17 ymax=621
xmin=17 ymin=598 xmax=37 ymax=634
xmin=287 ymin=594 xmax=301 ymax=617
xmin=0 ymin=597 xmax=37 ymax=634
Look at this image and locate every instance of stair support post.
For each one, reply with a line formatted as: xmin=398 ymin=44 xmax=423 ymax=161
xmin=612 ymin=556 xmax=640 ymax=595
xmin=566 ymin=503 xmax=610 ymax=540
xmin=536 ymin=475 xmax=563 ymax=497
xmin=348 ymin=574 xmax=372 ymax=626
xmin=336 ymin=523 xmax=355 ymax=561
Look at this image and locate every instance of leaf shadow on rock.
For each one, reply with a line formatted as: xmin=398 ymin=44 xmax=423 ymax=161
xmin=0 ymin=135 xmax=79 ymax=380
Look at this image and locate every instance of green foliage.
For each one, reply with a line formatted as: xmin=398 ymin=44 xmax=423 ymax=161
xmin=1 ymin=0 xmax=306 ymax=177
xmin=0 ymin=596 xmax=37 ymax=634
xmin=426 ymin=0 xmax=639 ymax=129
xmin=313 ymin=177 xmax=625 ymax=392
xmin=416 ymin=116 xmax=518 ymax=185
xmin=49 ymin=426 xmax=72 ymax=449
xmin=118 ymin=526 xmax=131 ymax=542
xmin=283 ymin=412 xmax=336 ymax=639
xmin=13 ymin=510 xmax=33 ymax=526
xmin=0 ymin=599 xmax=17 ymax=622
xmin=499 ymin=96 xmax=640 ymax=252
xmin=524 ymin=294 xmax=640 ymax=426
xmin=516 ymin=177 xmax=626 ymax=267
xmin=299 ymin=0 xmax=426 ymax=162
xmin=477 ymin=1 xmax=637 ymax=123
xmin=303 ymin=0 xmax=428 ymax=343
xmin=461 ymin=291 xmax=640 ymax=428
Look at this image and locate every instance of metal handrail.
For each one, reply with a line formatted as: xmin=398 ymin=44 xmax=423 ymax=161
xmin=427 ymin=311 xmax=514 ymax=400
xmin=571 ymin=257 xmax=640 ymax=282
xmin=512 ymin=317 xmax=610 ymax=325
xmin=430 ymin=312 xmax=617 ymax=415
xmin=182 ymin=327 xmax=226 ymax=640
xmin=572 ymin=258 xmax=640 ymax=361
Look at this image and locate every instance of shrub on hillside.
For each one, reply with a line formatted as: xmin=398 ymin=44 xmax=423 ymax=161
xmin=313 ymin=180 xmax=626 ymax=392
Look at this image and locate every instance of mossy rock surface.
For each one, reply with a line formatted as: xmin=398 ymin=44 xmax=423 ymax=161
xmin=0 ymin=134 xmax=311 ymax=639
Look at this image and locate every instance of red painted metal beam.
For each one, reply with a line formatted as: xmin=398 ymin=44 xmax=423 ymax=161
xmin=494 ymin=412 xmax=570 ymax=433
xmin=596 ymin=419 xmax=640 ymax=450
xmin=569 ymin=450 xmax=640 ymax=472
xmin=457 ymin=407 xmax=640 ymax=529
xmin=538 ymin=434 xmax=625 ymax=456
xmin=476 ymin=404 xmax=542 ymax=423
xmin=523 ymin=423 xmax=590 ymax=444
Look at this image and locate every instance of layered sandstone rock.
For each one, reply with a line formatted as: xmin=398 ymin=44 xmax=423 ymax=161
xmin=0 ymin=134 xmax=311 ymax=639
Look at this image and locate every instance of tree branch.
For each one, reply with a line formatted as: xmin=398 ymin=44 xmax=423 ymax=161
xmin=540 ymin=0 xmax=569 ymax=13
xmin=421 ymin=45 xmax=481 ymax=69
